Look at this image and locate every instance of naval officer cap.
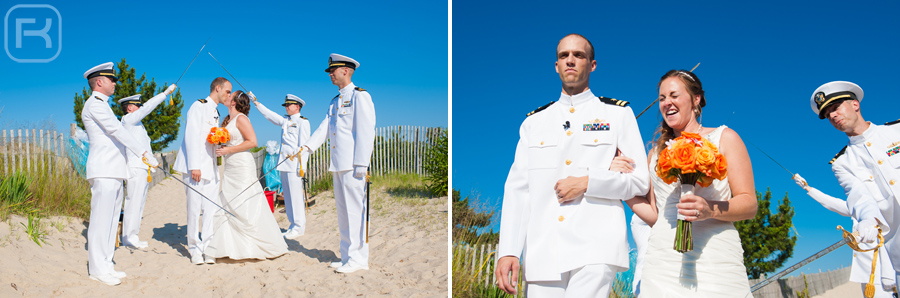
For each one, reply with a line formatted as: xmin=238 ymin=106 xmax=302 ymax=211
xmin=325 ymin=53 xmax=359 ymax=73
xmin=282 ymin=94 xmax=305 ymax=107
xmin=118 ymin=94 xmax=142 ymax=107
xmin=84 ymin=62 xmax=118 ymax=82
xmin=810 ymin=81 xmax=864 ymax=119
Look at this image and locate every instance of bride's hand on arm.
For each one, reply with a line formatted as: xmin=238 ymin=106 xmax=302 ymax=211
xmin=681 ymin=128 xmax=757 ymax=222
xmin=609 ymin=149 xmax=635 ymax=173
xmin=625 ymin=148 xmax=657 ymax=225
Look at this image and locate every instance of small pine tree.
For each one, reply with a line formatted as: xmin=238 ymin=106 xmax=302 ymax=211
xmin=73 ymin=58 xmax=183 ymax=151
xmin=736 ymin=188 xmax=797 ymax=279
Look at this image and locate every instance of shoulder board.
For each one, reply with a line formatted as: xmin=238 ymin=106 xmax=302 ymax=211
xmin=526 ymin=101 xmax=555 ymax=117
xmin=332 ymin=94 xmax=340 ymax=100
xmin=598 ymin=96 xmax=629 ymax=107
xmin=829 ymin=146 xmax=848 ymax=165
xmin=885 ymin=119 xmax=900 ymax=126
xmin=299 ymin=116 xmax=307 ymax=119
xmin=93 ymin=96 xmax=103 ymax=101
xmin=354 ymin=86 xmax=367 ymax=92
xmin=198 ymin=98 xmax=207 ymax=103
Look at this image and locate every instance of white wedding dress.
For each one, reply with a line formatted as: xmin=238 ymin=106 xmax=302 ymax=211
xmin=640 ymin=126 xmax=751 ymax=298
xmin=205 ymin=113 xmax=289 ymax=260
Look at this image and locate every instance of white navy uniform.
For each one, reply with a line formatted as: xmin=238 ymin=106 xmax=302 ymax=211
xmin=836 ymin=122 xmax=900 ymax=275
xmin=173 ymin=96 xmax=221 ymax=259
xmin=810 ymin=81 xmax=900 ymax=286
xmin=804 ymin=187 xmax=895 ymax=297
xmin=82 ymin=90 xmax=149 ymax=277
xmin=497 ymin=89 xmax=650 ymax=295
xmin=256 ymin=97 xmax=311 ymax=234
xmin=119 ymin=91 xmax=170 ymax=247
xmin=304 ymin=82 xmax=376 ymax=268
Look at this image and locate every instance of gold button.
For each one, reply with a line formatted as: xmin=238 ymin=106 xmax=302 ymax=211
xmin=569 ymin=107 xmax=575 ymax=113
xmin=870 ymin=176 xmax=874 ymax=180
xmin=332 ymin=146 xmax=336 ymax=149
xmin=866 ymin=142 xmax=872 ymax=147
xmin=558 ymin=216 xmax=564 ymax=222
xmin=565 ymin=159 xmax=572 ymax=165
xmin=594 ymin=139 xmax=598 ymax=142
xmin=891 ymin=180 xmax=896 ymax=185
xmin=879 ymin=160 xmax=884 ymax=165
xmin=566 ymin=131 xmax=572 ymax=136
xmin=540 ymin=141 xmax=544 ymax=145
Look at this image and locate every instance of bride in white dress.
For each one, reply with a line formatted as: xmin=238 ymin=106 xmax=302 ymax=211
xmin=206 ymin=90 xmax=288 ymax=260
xmin=624 ymin=70 xmax=757 ymax=297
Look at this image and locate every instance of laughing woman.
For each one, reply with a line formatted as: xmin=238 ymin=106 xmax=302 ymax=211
xmin=633 ymin=70 xmax=757 ymax=297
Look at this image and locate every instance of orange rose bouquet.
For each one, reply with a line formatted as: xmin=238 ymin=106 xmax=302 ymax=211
xmin=207 ymin=127 xmax=230 ymax=165
xmin=656 ymin=131 xmax=727 ymax=252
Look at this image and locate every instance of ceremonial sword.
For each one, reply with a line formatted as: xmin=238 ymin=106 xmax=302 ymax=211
xmin=635 ymin=63 xmax=701 ymax=119
xmin=207 ymin=52 xmax=250 ymax=93
xmin=144 ymin=157 xmax=236 ymax=217
xmin=174 ymin=38 xmax=210 ymax=86
xmin=366 ymin=172 xmax=371 ymax=243
xmin=168 ymin=38 xmax=211 ymax=105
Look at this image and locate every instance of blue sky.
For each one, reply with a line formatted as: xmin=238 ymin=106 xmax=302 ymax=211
xmin=0 ymin=1 xmax=448 ymax=151
xmin=453 ymin=0 xmax=900 ymax=277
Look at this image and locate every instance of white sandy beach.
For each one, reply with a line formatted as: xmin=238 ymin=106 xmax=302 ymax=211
xmin=0 ymin=176 xmax=448 ymax=297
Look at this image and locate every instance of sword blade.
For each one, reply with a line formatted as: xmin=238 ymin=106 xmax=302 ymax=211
xmin=159 ymin=169 xmax=236 ymax=217
xmin=175 ymin=37 xmax=210 ymax=86
xmin=746 ymin=140 xmax=794 ymax=177
xmin=207 ymin=51 xmax=249 ymax=91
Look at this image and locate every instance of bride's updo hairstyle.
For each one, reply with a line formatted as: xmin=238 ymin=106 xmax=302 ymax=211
xmin=653 ymin=69 xmax=706 ymax=152
xmin=221 ymin=90 xmax=252 ymax=127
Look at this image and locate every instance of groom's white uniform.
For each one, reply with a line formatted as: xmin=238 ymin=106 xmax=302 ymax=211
xmin=256 ymin=95 xmax=311 ymax=236
xmin=497 ymin=90 xmax=649 ymax=296
xmin=305 ymin=54 xmax=376 ymax=272
xmin=119 ymin=90 xmax=171 ymax=248
xmin=174 ymin=96 xmax=221 ymax=261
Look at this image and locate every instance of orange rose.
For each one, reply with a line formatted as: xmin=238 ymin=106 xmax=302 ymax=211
xmin=712 ymin=152 xmax=728 ymax=180
xmin=681 ymin=132 xmax=701 ymax=140
xmin=670 ymin=139 xmax=696 ymax=174
xmin=694 ymin=139 xmax=718 ymax=176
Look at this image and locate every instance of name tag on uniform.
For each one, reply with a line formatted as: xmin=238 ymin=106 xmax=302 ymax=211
xmin=341 ymin=100 xmax=352 ymax=108
xmin=583 ymin=119 xmax=610 ymax=131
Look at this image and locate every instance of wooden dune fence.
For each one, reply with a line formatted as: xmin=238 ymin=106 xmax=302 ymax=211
xmin=306 ymin=126 xmax=444 ymax=187
xmin=0 ymin=129 xmax=72 ymax=177
xmin=453 ymin=243 xmax=524 ymax=298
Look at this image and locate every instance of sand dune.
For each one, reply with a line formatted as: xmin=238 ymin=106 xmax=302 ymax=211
xmin=0 ymin=177 xmax=448 ymax=297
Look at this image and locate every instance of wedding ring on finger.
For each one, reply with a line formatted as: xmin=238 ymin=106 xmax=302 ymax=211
xmin=695 ymin=210 xmax=700 ymax=217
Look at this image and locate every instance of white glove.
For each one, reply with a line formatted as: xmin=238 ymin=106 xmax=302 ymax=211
xmin=792 ymin=174 xmax=808 ymax=189
xmin=854 ymin=218 xmax=880 ymax=244
xmin=881 ymin=276 xmax=896 ymax=292
xmin=248 ymin=91 xmax=257 ymax=102
xmin=142 ymin=152 xmax=159 ymax=173
xmin=354 ymin=166 xmax=367 ymax=179
xmin=165 ymin=84 xmax=177 ymax=95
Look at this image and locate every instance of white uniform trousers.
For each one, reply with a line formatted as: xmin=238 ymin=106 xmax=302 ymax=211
xmin=183 ymin=173 xmax=219 ymax=257
xmin=333 ymin=170 xmax=368 ymax=266
xmin=123 ymin=168 xmax=150 ymax=242
xmin=526 ymin=264 xmax=615 ymax=297
xmin=87 ymin=178 xmax=125 ymax=276
xmin=281 ymin=171 xmax=306 ymax=233
xmin=630 ymin=214 xmax=651 ymax=296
